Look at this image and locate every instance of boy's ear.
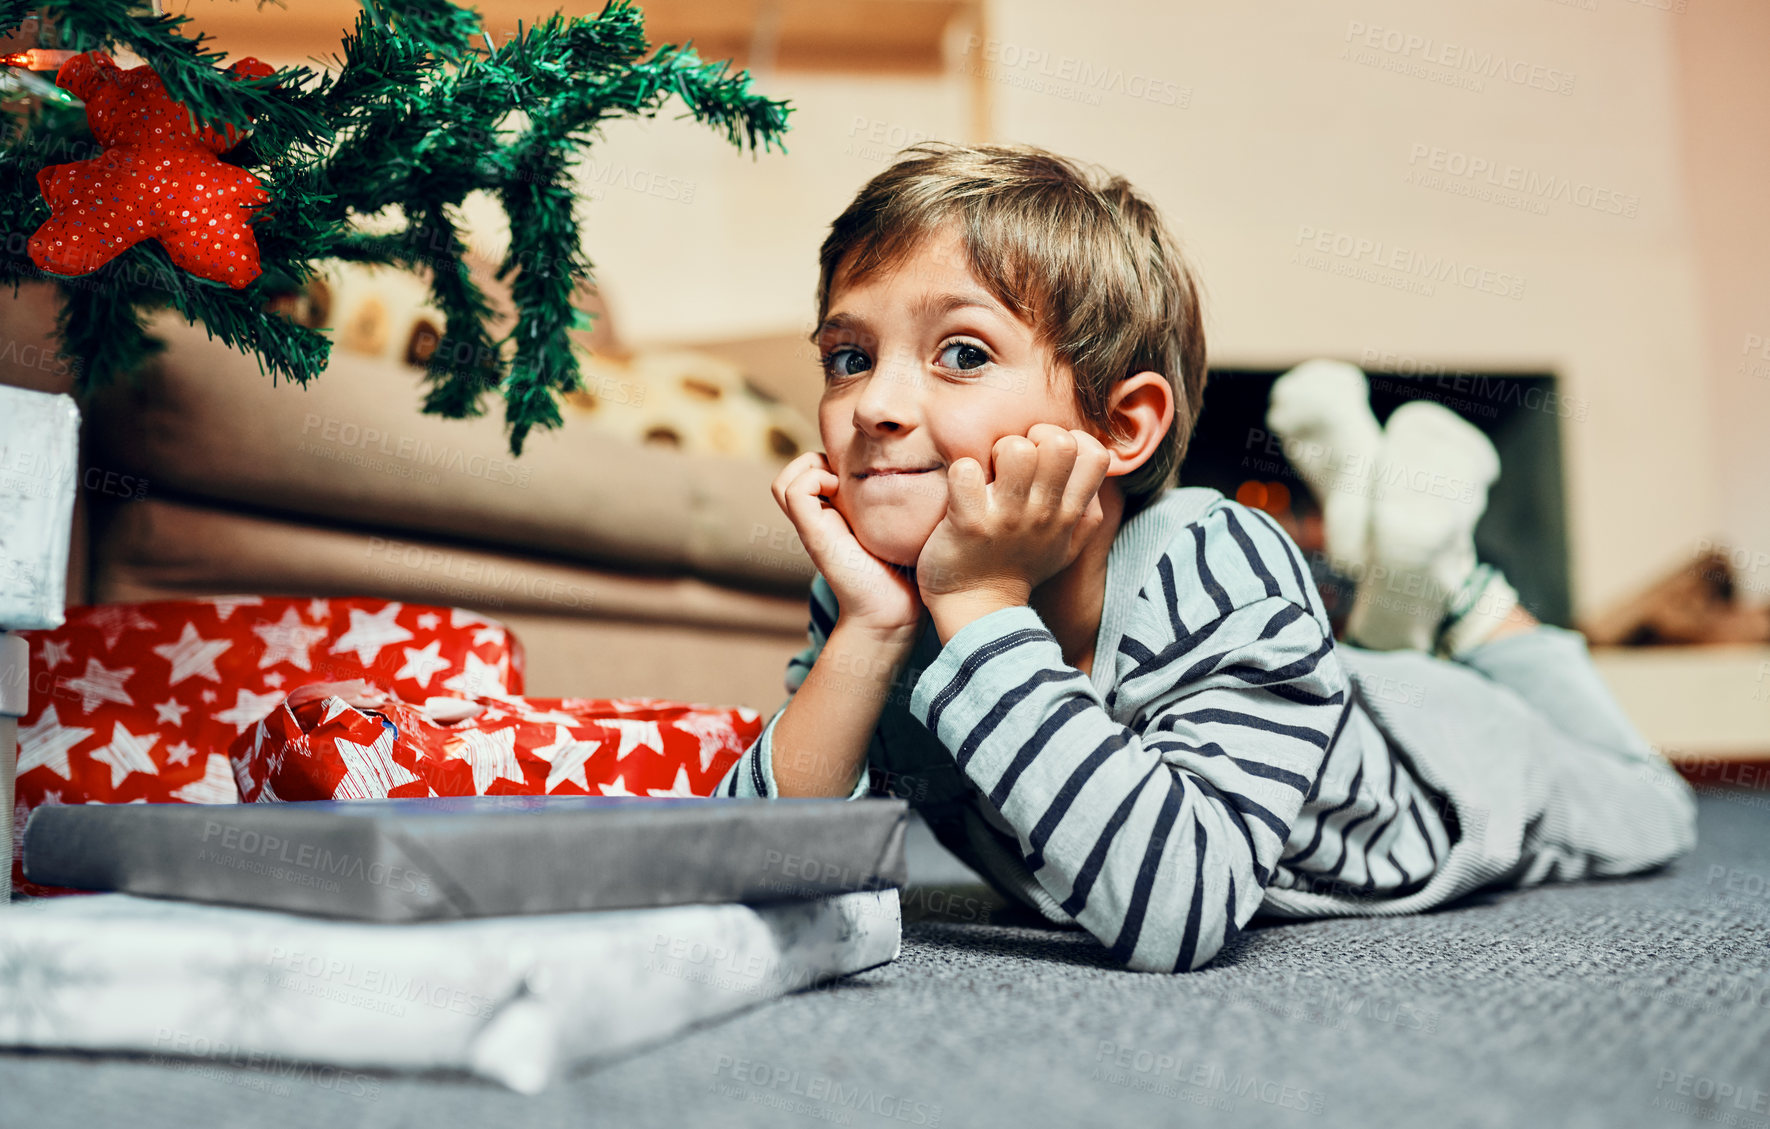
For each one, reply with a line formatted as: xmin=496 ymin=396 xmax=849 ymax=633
xmin=1099 ymin=371 xmax=1175 ymax=477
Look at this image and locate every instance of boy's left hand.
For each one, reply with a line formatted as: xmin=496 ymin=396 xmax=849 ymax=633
xmin=915 ymin=423 xmax=1111 ymax=642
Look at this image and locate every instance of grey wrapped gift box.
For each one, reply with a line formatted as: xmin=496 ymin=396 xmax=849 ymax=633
xmin=22 ymin=795 xmax=909 ymax=920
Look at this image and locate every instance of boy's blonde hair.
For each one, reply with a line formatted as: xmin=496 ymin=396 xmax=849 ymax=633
xmin=814 ymin=142 xmax=1207 ymax=514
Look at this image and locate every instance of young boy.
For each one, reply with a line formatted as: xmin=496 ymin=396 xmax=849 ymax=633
xmin=716 ymin=142 xmax=1697 ymax=973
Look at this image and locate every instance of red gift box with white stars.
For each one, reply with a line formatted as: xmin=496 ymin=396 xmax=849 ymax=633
xmin=12 ymin=597 xmax=524 ymax=895
xmin=229 ymin=688 xmax=763 ymax=806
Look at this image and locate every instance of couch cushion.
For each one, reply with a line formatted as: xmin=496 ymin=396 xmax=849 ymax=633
xmin=90 ymin=496 xmax=808 ymax=635
xmin=88 ymin=497 xmax=812 ymax=707
xmin=482 ymin=613 xmax=801 ymax=708
xmin=294 ymin=260 xmax=820 ymax=463
xmin=83 ymin=308 xmax=818 ymax=594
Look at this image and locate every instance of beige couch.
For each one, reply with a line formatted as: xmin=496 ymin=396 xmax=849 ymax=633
xmin=1 ymin=272 xmax=828 ymax=713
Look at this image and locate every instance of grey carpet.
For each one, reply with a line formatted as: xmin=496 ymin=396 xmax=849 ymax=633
xmin=3 ymin=790 xmax=1768 ymax=1129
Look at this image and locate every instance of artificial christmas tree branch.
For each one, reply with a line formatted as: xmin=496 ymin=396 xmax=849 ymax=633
xmin=34 ymin=2 xmax=330 ymax=151
xmin=0 ymin=0 xmax=792 ymax=454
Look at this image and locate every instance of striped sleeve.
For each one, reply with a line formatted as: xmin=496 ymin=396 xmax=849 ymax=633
xmin=907 ymin=519 xmax=1347 ymax=972
xmin=714 ymin=573 xmax=875 ymax=800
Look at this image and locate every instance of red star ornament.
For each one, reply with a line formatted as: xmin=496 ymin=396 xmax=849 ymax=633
xmin=27 ymin=51 xmax=276 ymax=288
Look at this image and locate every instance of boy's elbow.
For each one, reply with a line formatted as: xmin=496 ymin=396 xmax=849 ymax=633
xmin=1081 ymin=905 xmax=1234 ymax=975
xmin=1091 ymin=853 xmax=1253 ymax=973
xmin=1175 ymin=933 xmax=1230 ymax=974
xmin=1098 ymin=931 xmax=1227 ymax=975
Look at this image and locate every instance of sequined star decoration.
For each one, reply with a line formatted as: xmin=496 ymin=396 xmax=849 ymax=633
xmin=26 ymin=50 xmax=274 ymax=288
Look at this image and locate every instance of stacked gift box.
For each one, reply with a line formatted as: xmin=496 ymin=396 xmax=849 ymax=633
xmin=2 ymin=393 xmax=905 ymax=1093
xmin=9 ymin=793 xmax=906 ymax=1093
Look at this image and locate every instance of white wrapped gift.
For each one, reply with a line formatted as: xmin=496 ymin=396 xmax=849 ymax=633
xmin=0 ymin=384 xmax=80 ymax=631
xmin=0 ymin=888 xmax=901 ymax=1093
xmin=1 ymin=384 xmax=80 ymax=905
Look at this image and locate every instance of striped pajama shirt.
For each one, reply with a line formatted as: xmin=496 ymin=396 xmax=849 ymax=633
xmin=720 ymin=483 xmax=1698 ymax=971
xmin=718 ymin=486 xmax=1455 ymax=972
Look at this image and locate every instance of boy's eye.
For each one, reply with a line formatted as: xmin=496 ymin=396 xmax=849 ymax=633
xmin=939 ymin=342 xmax=990 ymax=371
xmin=822 ymin=347 xmax=871 ymax=378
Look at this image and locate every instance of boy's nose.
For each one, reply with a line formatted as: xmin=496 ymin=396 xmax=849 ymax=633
xmin=851 ymin=355 xmax=919 ymax=435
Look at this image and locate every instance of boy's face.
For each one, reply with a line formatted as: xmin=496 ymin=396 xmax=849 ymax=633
xmin=816 ymin=224 xmax=1097 ymax=568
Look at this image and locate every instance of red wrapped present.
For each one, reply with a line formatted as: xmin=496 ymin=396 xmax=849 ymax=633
xmin=229 ymin=682 xmax=763 ymax=803
xmin=12 ymin=598 xmax=525 ymax=895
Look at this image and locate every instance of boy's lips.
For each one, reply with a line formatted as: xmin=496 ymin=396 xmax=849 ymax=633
xmin=853 ymin=466 xmax=941 ymax=478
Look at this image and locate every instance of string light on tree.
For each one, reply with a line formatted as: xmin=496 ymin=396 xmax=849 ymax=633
xmin=2 ymin=48 xmax=79 ymax=70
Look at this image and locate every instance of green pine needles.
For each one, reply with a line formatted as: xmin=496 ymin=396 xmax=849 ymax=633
xmin=0 ymin=0 xmax=792 ymax=454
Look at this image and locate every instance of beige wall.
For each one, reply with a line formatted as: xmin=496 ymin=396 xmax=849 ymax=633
xmin=1672 ymin=0 xmax=1770 ymax=606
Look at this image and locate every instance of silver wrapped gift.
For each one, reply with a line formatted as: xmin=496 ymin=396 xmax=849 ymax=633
xmin=23 ymin=794 xmax=910 ymax=919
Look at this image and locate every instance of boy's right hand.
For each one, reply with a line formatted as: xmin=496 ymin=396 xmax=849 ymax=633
xmin=772 ymin=451 xmax=926 ymax=638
